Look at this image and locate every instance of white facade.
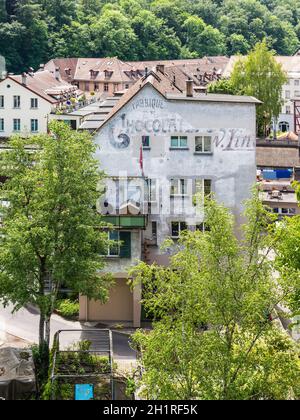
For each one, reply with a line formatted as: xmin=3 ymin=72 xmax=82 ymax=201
xmin=277 ymin=73 xmax=300 ymax=132
xmin=81 ymin=81 xmax=258 ymax=325
xmin=0 ymin=78 xmax=52 ymax=138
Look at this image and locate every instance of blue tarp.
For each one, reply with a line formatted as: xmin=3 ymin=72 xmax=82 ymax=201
xmin=262 ymin=169 xmax=292 ymax=180
xmin=74 ymin=384 xmax=94 ymax=400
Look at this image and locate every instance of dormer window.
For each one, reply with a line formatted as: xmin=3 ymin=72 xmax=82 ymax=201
xmin=89 ymin=69 xmax=99 ymax=78
xmin=104 ymin=70 xmax=113 ymax=79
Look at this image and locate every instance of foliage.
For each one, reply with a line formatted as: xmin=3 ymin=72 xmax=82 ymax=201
xmin=1 ymin=0 xmax=300 ymax=73
xmin=44 ymin=339 xmax=112 ymax=400
xmin=0 ymin=121 xmax=111 ymax=361
xmin=230 ymin=40 xmax=287 ymax=136
xmin=55 ymin=299 xmax=79 ymax=319
xmin=129 ymin=192 xmax=300 ymax=400
xmin=207 ymin=78 xmax=236 ymax=95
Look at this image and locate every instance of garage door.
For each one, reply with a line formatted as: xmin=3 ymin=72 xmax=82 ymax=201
xmin=88 ymin=278 xmax=133 ymax=322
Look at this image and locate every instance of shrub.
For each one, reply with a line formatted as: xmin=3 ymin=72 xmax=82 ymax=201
xmin=55 ymin=299 xmax=79 ymax=319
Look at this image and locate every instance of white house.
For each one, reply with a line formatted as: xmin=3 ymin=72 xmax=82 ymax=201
xmin=0 ymin=70 xmax=79 ymax=139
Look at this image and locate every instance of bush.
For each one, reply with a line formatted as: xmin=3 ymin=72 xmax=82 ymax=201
xmin=55 ymin=299 xmax=79 ymax=319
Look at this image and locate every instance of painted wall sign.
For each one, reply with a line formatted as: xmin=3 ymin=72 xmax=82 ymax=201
xmin=108 ymin=98 xmax=255 ymax=151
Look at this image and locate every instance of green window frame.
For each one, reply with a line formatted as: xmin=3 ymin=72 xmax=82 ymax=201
xmin=171 ymin=136 xmax=188 ymax=148
xmin=119 ymin=231 xmax=131 ymax=258
xmin=13 ymin=118 xmax=20 ymax=132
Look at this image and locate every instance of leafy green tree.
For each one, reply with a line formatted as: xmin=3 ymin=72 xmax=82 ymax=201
xmin=230 ymin=40 xmax=287 ymax=136
xmin=40 ymin=0 xmax=76 ymax=31
xmin=0 ymin=122 xmax=111 ymax=359
xmin=13 ymin=0 xmax=49 ymax=70
xmin=191 ymin=0 xmax=220 ymax=27
xmin=89 ymin=9 xmax=138 ymax=60
xmin=0 ymin=21 xmax=26 ymax=72
xmin=207 ymin=78 xmax=236 ymax=94
xmin=275 ymin=215 xmax=300 ymax=319
xmin=130 ymin=193 xmax=300 ymax=400
xmin=49 ymin=21 xmax=91 ymax=58
xmin=0 ymin=0 xmax=7 ymax=22
xmin=275 ymin=183 xmax=300 ymax=322
xmin=227 ymin=34 xmax=250 ymax=55
xmin=182 ymin=15 xmax=226 ymax=56
xmin=132 ymin=10 xmax=182 ymax=60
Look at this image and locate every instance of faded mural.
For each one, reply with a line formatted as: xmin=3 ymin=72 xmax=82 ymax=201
xmin=108 ymin=97 xmax=255 ymax=152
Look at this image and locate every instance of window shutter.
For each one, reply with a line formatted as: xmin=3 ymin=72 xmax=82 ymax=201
xmin=119 ymin=232 xmax=131 ymax=258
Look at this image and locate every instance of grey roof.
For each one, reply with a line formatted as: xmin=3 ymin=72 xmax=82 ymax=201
xmin=79 ymin=120 xmax=104 ymax=130
xmin=85 ymin=115 xmax=105 ymax=121
xmin=166 ymin=93 xmax=262 ymax=104
xmin=68 ymin=109 xmax=94 ymax=117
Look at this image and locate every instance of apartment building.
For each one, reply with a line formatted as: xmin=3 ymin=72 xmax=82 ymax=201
xmin=79 ymin=67 xmax=260 ymax=326
xmin=0 ymin=70 xmax=80 ymax=139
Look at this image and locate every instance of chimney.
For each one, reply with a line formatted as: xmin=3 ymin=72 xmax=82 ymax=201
xmin=39 ymin=63 xmax=45 ymax=70
xmin=156 ymin=64 xmax=165 ymax=75
xmin=21 ymin=72 xmax=27 ymax=85
xmin=186 ymin=79 xmax=193 ymax=97
xmin=55 ymin=67 xmax=60 ymax=80
xmin=145 ymin=67 xmax=148 ymax=77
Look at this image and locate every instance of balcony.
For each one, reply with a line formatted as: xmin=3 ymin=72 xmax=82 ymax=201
xmin=101 ymin=215 xmax=147 ymax=229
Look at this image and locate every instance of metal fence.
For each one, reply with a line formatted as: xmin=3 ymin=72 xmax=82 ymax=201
xmin=50 ymin=329 xmax=115 ymax=400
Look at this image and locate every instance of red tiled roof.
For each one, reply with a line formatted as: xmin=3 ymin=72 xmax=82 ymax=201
xmin=8 ymin=71 xmax=77 ymax=104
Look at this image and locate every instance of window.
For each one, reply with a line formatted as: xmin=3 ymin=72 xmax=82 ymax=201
xmin=13 ymin=95 xmax=20 ymax=108
xmin=285 ymin=91 xmax=290 ymax=99
xmin=170 ymin=136 xmax=188 ymax=149
xmin=170 ymin=178 xmax=186 ymax=197
xmin=30 ymin=98 xmax=38 ymax=109
xmin=196 ymin=223 xmax=210 ymax=232
xmin=84 ymin=82 xmax=89 ymax=91
xmin=279 ymin=121 xmax=289 ymax=132
xmin=107 ymin=231 xmax=120 ymax=256
xmin=286 ymin=106 xmax=291 ymax=114
xmin=273 ymin=207 xmax=296 ymax=215
xmin=0 ymin=95 xmax=4 ymax=108
xmin=195 ymin=179 xmax=212 ymax=197
xmin=13 ymin=119 xmax=20 ymax=132
xmin=152 ymin=221 xmax=157 ymax=239
xmin=195 ymin=136 xmax=212 ymax=153
xmin=0 ymin=118 xmax=4 ymax=131
xmin=171 ymin=221 xmax=187 ymax=238
xmin=125 ymin=84 xmax=129 ymax=89
xmin=31 ymin=119 xmax=38 ymax=132
xmin=142 ymin=135 xmax=150 ymax=148
xmin=295 ymin=80 xmax=299 ymax=86
xmin=107 ymin=231 xmax=132 ymax=257
xmin=295 ymin=91 xmax=300 ymax=97
xmin=94 ymin=83 xmax=99 ymax=91
xmin=148 ymin=179 xmax=157 ymax=203
xmin=104 ymin=83 xmax=109 ymax=92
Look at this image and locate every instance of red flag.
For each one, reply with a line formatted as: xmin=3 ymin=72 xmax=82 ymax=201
xmin=139 ymin=145 xmax=144 ymax=176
